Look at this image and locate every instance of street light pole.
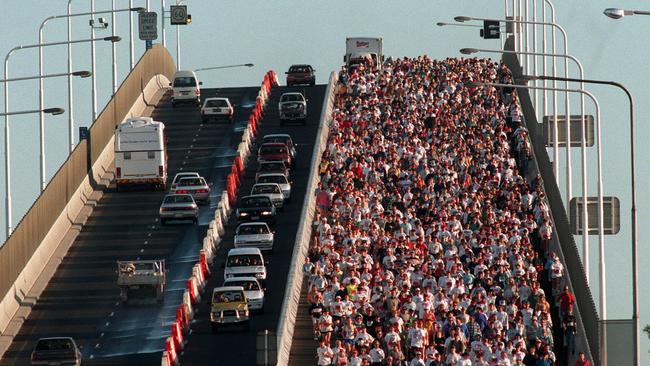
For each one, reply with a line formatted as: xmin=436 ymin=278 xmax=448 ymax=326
xmin=469 ymin=79 xmax=606 ymax=365
xmin=455 ymin=15 xmax=573 ymax=212
xmin=461 ymin=47 xmax=590 ymax=280
xmin=4 ymin=36 xmax=117 ymax=237
xmin=194 ymin=63 xmax=255 ymax=72
xmin=528 ymin=73 xmax=638 ymax=366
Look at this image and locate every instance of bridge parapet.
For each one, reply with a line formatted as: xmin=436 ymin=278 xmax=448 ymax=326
xmin=0 ymin=45 xmax=175 ymax=340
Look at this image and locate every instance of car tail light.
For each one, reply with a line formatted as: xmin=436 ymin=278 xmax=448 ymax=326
xmin=159 ymin=165 xmax=164 ymax=177
xmin=176 ymin=189 xmax=188 ymax=194
xmin=195 ymin=189 xmax=208 ymax=193
xmin=116 ymin=167 xmax=121 ymax=178
xmin=196 ymin=88 xmax=200 ymax=96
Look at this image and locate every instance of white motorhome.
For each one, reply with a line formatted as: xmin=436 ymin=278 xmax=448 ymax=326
xmin=344 ymin=37 xmax=384 ymax=69
xmin=114 ymin=117 xmax=167 ymax=190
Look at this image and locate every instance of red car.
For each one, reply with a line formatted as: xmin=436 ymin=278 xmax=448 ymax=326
xmin=257 ymin=143 xmax=292 ymax=166
xmin=285 ymin=64 xmax=315 ymax=86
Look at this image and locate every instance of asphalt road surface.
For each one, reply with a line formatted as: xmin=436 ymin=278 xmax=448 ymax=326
xmin=179 ymin=84 xmax=326 ymax=366
xmin=0 ymin=86 xmax=261 ymax=366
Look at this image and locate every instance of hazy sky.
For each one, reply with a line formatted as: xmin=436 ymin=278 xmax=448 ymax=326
xmin=0 ymin=0 xmax=648 ymax=361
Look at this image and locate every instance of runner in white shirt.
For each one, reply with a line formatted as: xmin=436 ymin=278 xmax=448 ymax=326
xmin=316 ymin=340 xmax=335 ymax=366
xmin=368 ymin=341 xmax=385 ymax=365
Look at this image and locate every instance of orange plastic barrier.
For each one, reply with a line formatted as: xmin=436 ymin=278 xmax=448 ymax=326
xmin=171 ymin=321 xmax=184 ymax=351
xmin=187 ymin=278 xmax=200 ymax=304
xmin=199 ymin=250 xmax=211 ymax=277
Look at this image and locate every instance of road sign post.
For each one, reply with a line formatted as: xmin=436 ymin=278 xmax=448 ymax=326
xmin=138 ymin=11 xmax=158 ymax=41
xmin=170 ymin=5 xmax=188 ymax=25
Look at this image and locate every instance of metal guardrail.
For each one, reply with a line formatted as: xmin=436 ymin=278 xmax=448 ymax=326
xmin=275 ymin=71 xmax=338 ymax=366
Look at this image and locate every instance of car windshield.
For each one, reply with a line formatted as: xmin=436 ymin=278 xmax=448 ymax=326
xmin=238 ymin=225 xmax=270 ymax=235
xmin=264 ymin=137 xmax=291 ymax=146
xmin=226 ymin=280 xmax=260 ymax=291
xmin=258 ymin=176 xmax=288 ymax=185
xmin=253 ymin=185 xmax=281 ymax=194
xmin=261 ymin=146 xmax=287 ymax=155
xmin=281 ymin=94 xmax=304 ymax=102
xmin=35 ymin=339 xmax=74 ymax=351
xmin=259 ymin=162 xmax=286 ymax=172
xmin=241 ymin=196 xmax=272 ymax=207
xmin=174 ymin=76 xmax=196 ymax=87
xmin=205 ymin=99 xmax=228 ymax=108
xmin=289 ymin=66 xmax=311 ymax=73
xmin=164 ymin=195 xmax=194 ymax=204
xmin=227 ymin=254 xmax=263 ymax=267
xmin=174 ymin=173 xmax=198 ymax=184
xmin=212 ymin=290 xmax=244 ymax=303
xmin=178 ymin=178 xmax=205 ymax=186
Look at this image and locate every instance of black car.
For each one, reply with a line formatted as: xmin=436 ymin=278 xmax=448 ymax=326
xmin=236 ymin=195 xmax=277 ymax=225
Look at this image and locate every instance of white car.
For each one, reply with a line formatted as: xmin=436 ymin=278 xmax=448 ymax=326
xmin=234 ymin=222 xmax=274 ymax=252
xmin=172 ymin=176 xmax=211 ymax=204
xmin=250 ymin=183 xmax=284 ymax=209
xmin=201 ymin=97 xmax=234 ymax=122
xmin=170 ymin=70 xmax=202 ymax=107
xmin=256 ymin=173 xmax=291 ymax=202
xmin=170 ymin=172 xmax=200 ymax=190
xmin=223 ymin=277 xmax=265 ymax=312
xmin=224 ymin=248 xmax=267 ymax=282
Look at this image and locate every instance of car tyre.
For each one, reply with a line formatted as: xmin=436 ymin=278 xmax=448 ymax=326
xmin=243 ymin=321 xmax=250 ymax=331
xmin=310 ymin=80 xmax=315 ymax=86
xmin=160 ymin=218 xmax=167 ymax=226
xmin=211 ymin=323 xmax=218 ymax=334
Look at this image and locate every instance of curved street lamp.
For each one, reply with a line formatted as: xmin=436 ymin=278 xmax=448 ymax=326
xmin=603 ymin=8 xmax=650 ymax=19
xmin=4 ymin=36 xmax=118 ymax=237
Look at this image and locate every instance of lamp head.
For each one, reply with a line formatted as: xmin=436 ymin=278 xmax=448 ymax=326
xmin=454 ymin=16 xmax=472 ymax=22
xmin=436 ymin=22 xmax=447 ymax=27
xmin=43 ymin=108 xmax=65 ymax=115
xmin=72 ymin=71 xmax=92 ymax=78
xmin=131 ymin=7 xmax=146 ymax=12
xmin=603 ymin=8 xmax=625 ymax=19
xmin=460 ymin=48 xmax=479 ymax=55
xmin=244 ymin=63 xmax=254 ymax=67
xmin=104 ymin=36 xmax=122 ymax=42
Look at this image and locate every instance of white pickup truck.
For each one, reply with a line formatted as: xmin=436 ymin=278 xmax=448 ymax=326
xmin=117 ymin=260 xmax=166 ymax=304
xmin=278 ymin=92 xmax=307 ymax=125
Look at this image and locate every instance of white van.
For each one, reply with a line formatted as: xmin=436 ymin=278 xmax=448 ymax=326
xmin=114 ymin=117 xmax=167 ymax=190
xmin=223 ymin=248 xmax=267 ymax=282
xmin=170 ymin=70 xmax=202 ymax=107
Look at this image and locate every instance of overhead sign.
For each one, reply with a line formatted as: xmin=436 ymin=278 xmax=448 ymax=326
xmin=481 ymin=20 xmax=501 ymax=39
xmin=570 ymin=196 xmax=620 ymax=235
xmin=543 ymin=115 xmax=595 ymax=147
xmin=170 ymin=5 xmax=188 ymax=25
xmin=138 ymin=12 xmax=158 ymax=40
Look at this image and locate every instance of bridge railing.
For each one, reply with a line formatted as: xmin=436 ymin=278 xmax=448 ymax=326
xmin=502 ymin=36 xmax=599 ymax=365
xmin=276 ymin=71 xmax=338 ymax=366
xmin=0 ymin=44 xmax=175 ymax=335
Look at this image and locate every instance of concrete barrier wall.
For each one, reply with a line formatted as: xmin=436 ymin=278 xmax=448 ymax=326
xmin=276 ymin=71 xmax=338 ymax=366
xmin=0 ymin=45 xmax=175 ymax=336
xmin=502 ymin=36 xmax=598 ymax=365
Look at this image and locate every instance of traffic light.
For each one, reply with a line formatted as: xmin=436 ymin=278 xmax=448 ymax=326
xmin=480 ymin=20 xmax=500 ymax=39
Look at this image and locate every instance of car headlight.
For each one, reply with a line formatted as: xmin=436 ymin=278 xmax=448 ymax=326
xmin=255 ymin=273 xmax=264 ymax=279
xmin=226 ymin=274 xmax=234 ymax=278
xmin=261 ymin=211 xmax=272 ymax=216
xmin=238 ymin=211 xmax=248 ymax=217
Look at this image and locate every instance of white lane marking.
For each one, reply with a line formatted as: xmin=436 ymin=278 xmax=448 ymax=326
xmin=190 ymin=144 xmax=194 ymax=148
xmin=148 ymin=233 xmax=152 ymax=237
xmin=185 ymin=155 xmax=189 ymax=159
xmin=140 ymin=249 xmax=145 ymax=253
xmin=144 ymin=241 xmax=148 ymax=245
xmin=195 ymin=134 xmax=199 ymax=137
xmin=192 ymin=138 xmax=196 ymax=142
xmin=115 ymin=301 xmax=120 ymax=306
xmin=100 ymin=332 xmax=105 ymax=337
xmin=182 ymin=161 xmax=186 ymax=165
xmin=151 ymin=225 xmax=156 ymax=229
xmin=136 ymin=257 xmax=141 ymax=260
xmin=109 ymin=312 xmax=114 ymax=317
xmin=90 ymin=355 xmax=94 ymax=359
xmin=95 ymin=343 xmax=101 ymax=348
xmin=105 ymin=322 xmax=110 ymax=327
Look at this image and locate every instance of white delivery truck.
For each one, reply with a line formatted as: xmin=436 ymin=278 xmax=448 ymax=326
xmin=344 ymin=37 xmax=384 ymax=69
xmin=114 ymin=117 xmax=167 ymax=190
